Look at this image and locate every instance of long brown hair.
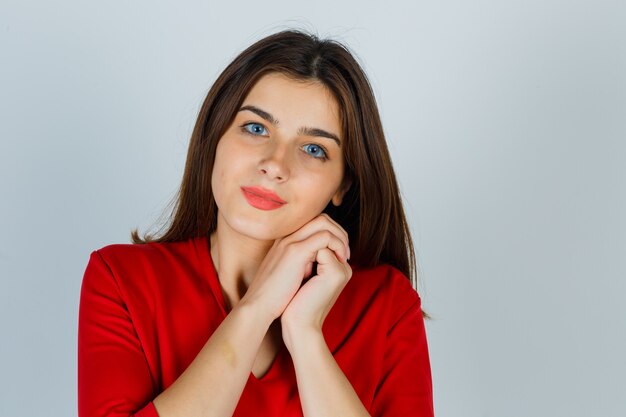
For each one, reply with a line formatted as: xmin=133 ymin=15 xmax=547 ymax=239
xmin=131 ymin=29 xmax=430 ymax=319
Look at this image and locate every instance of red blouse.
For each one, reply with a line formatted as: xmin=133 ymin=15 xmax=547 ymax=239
xmin=78 ymin=236 xmax=433 ymax=416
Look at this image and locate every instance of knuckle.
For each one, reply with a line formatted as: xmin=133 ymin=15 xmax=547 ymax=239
xmin=320 ymin=213 xmax=335 ymax=226
xmin=317 ymin=229 xmax=331 ymax=239
xmin=284 ymin=241 xmax=298 ymax=255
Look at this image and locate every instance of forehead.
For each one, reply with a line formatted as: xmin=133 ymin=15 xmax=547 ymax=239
xmin=241 ymin=72 xmax=341 ymax=135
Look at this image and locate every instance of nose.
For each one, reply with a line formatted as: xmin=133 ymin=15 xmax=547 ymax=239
xmin=258 ymin=142 xmax=290 ymax=181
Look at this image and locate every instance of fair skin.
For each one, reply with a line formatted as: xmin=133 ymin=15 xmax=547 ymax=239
xmin=153 ymin=72 xmax=370 ymax=417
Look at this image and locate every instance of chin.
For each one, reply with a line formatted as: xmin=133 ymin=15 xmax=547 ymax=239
xmin=225 ymin=213 xmax=289 ymax=241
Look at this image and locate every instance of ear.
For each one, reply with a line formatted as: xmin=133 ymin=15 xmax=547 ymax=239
xmin=331 ymin=177 xmax=353 ymax=207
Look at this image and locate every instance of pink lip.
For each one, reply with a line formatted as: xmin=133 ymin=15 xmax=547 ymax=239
xmin=241 ymin=186 xmax=287 ymax=210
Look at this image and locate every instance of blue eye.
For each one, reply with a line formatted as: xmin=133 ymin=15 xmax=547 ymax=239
xmin=303 ymin=143 xmax=328 ymax=160
xmin=242 ymin=122 xmax=268 ymax=136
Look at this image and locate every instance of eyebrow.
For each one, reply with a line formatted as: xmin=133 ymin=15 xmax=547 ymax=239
xmin=239 ymin=105 xmax=341 ymax=147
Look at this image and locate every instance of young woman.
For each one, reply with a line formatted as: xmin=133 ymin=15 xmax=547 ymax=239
xmin=78 ymin=29 xmax=434 ymax=417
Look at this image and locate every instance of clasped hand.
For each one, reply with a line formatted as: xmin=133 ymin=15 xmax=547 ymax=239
xmin=240 ymin=213 xmax=352 ymax=349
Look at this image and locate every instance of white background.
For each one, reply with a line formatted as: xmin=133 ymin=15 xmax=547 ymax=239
xmin=1 ymin=1 xmax=625 ymax=416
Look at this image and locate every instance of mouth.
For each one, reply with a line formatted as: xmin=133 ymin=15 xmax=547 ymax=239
xmin=241 ymin=186 xmax=287 ymax=210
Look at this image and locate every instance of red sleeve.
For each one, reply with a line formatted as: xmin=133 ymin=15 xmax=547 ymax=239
xmin=370 ymin=293 xmax=434 ymax=417
xmin=78 ymin=250 xmax=159 ymax=417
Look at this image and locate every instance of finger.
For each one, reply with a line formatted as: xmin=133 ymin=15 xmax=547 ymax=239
xmin=292 ymin=229 xmax=348 ymax=265
xmin=316 ymin=247 xmax=345 ymax=269
xmin=316 ymin=249 xmax=352 ymax=289
xmin=316 ymin=252 xmax=353 ymax=293
xmin=289 ymin=214 xmax=348 ymax=247
xmin=287 ymin=215 xmax=350 ymax=258
xmin=304 ymin=261 xmax=314 ymax=278
xmin=318 ymin=213 xmax=349 ymax=247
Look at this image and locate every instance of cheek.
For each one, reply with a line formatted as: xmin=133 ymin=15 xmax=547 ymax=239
xmin=213 ymin=140 xmax=238 ymax=183
xmin=210 ymin=156 xmax=222 ymax=191
xmin=211 ymin=148 xmax=230 ymax=201
xmin=297 ymin=176 xmax=338 ymax=212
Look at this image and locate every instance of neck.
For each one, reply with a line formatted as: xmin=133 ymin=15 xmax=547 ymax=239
xmin=209 ymin=211 xmax=274 ymax=309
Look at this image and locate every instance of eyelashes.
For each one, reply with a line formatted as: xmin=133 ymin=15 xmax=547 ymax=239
xmin=302 ymin=143 xmax=328 ymax=161
xmin=239 ymin=122 xmax=329 ymax=161
xmin=242 ymin=122 xmax=268 ymax=136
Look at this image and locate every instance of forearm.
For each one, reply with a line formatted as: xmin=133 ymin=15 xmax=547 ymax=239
xmin=286 ymin=329 xmax=371 ymax=417
xmin=153 ymin=301 xmax=274 ymax=417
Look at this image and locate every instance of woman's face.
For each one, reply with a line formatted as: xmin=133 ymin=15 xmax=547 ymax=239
xmin=211 ymin=72 xmax=349 ymax=241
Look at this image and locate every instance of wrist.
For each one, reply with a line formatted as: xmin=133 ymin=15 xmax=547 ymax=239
xmin=282 ymin=321 xmax=324 ymax=353
xmin=234 ymin=297 xmax=276 ymax=329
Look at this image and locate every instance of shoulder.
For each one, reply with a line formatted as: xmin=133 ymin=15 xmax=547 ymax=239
xmin=83 ymin=237 xmax=203 ymax=289
xmin=81 ymin=237 xmax=207 ymax=311
xmin=325 ymin=262 xmax=422 ymax=344
xmin=93 ymin=238 xmax=198 ymax=269
xmin=351 ymin=263 xmax=419 ymax=297
xmin=347 ymin=262 xmax=421 ymax=317
xmin=95 ymin=240 xmax=169 ymax=262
